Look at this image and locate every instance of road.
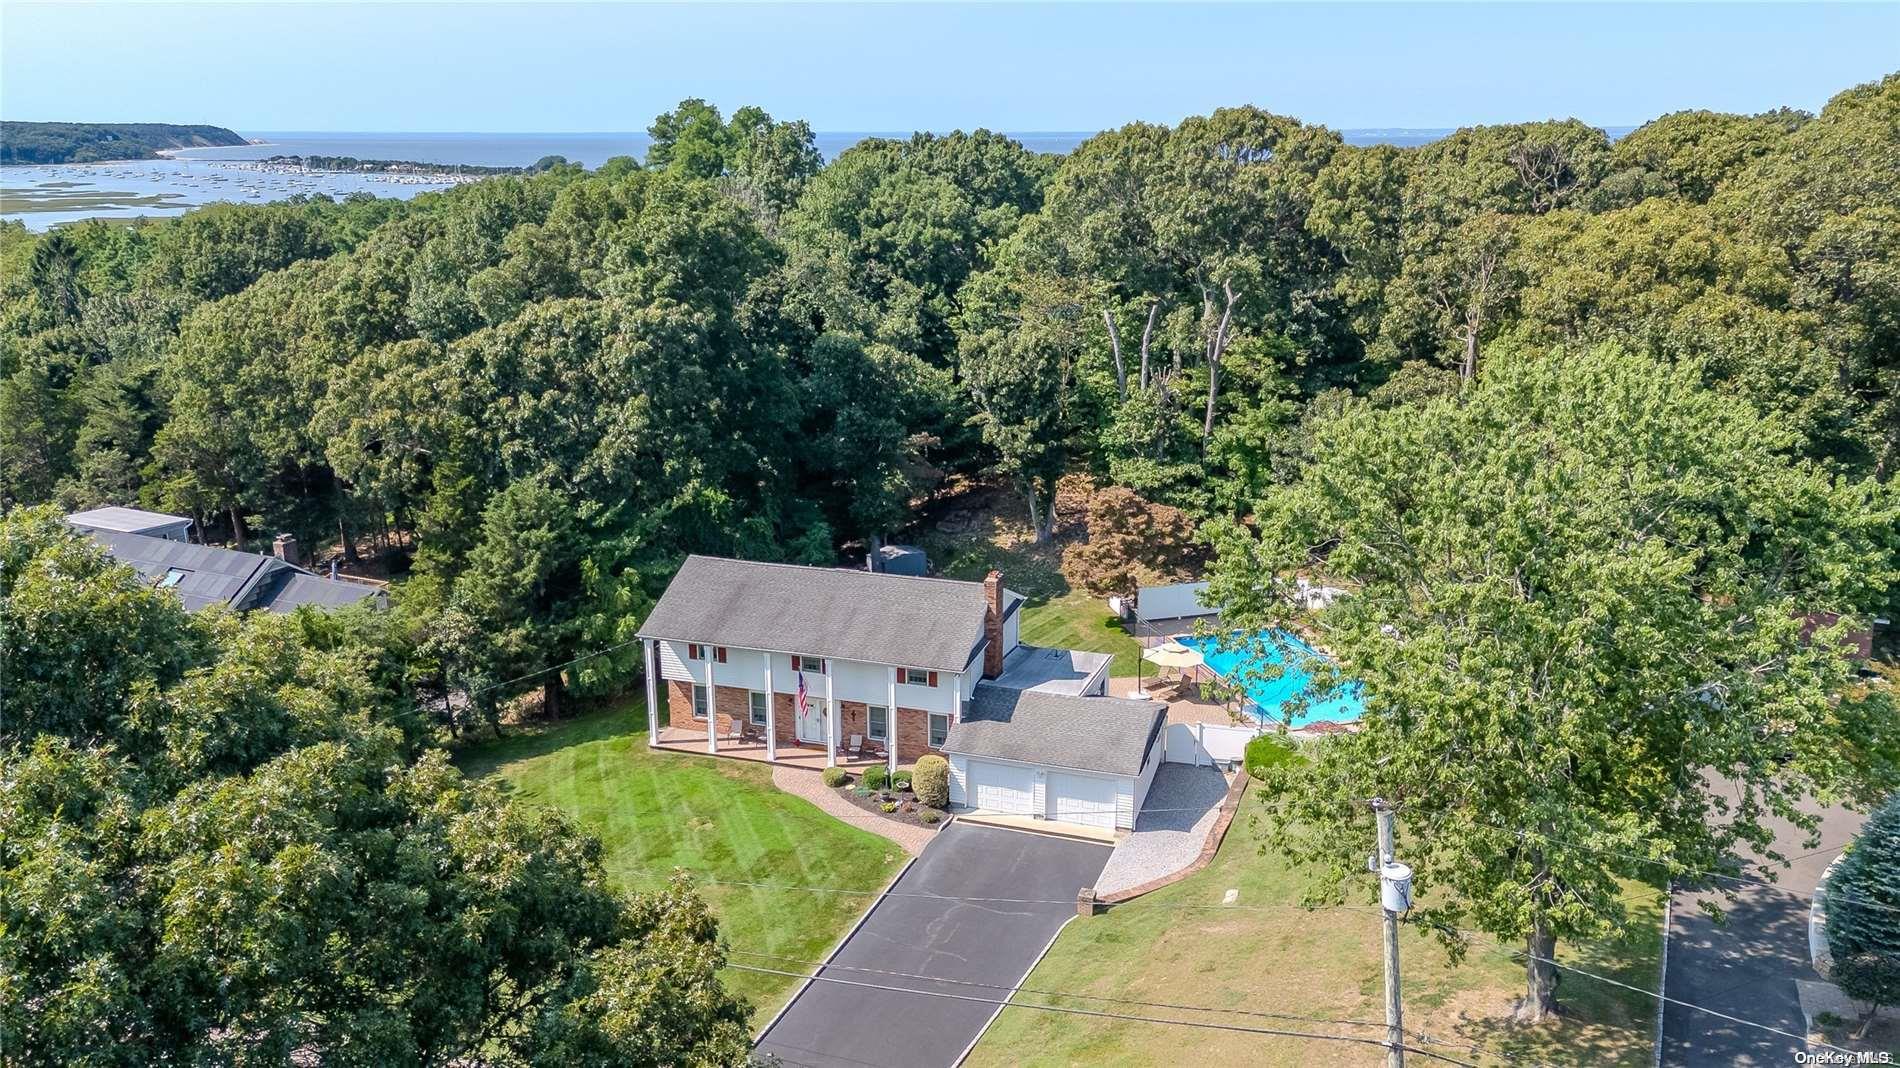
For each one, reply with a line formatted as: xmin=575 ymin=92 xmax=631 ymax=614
xmin=1659 ymin=796 xmax=1865 ymax=1066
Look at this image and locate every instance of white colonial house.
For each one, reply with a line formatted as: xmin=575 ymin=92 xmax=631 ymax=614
xmin=636 ymin=555 xmax=1166 ymax=831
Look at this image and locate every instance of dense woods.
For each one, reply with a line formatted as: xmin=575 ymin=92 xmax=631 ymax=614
xmin=0 ymin=121 xmax=248 ymax=164
xmin=4 ymin=76 xmax=1899 ymax=1051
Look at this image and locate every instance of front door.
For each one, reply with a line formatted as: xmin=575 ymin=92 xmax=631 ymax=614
xmin=794 ymin=675 xmax=827 ymax=744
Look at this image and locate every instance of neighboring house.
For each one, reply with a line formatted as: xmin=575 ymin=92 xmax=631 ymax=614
xmin=66 ymin=505 xmax=194 ymax=542
xmin=67 ymin=511 xmax=387 ymax=614
xmin=637 ymin=555 xmax=1166 ymax=831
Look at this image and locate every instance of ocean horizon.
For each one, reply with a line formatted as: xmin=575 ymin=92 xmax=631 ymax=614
xmin=3 ymin=125 xmax=1639 ymax=230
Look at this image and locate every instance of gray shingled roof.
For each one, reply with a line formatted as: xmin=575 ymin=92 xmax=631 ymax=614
xmin=944 ymin=686 xmax=1167 ymax=777
xmin=83 ymin=530 xmax=381 ymax=613
xmin=636 ymin=555 xmax=1021 ymax=672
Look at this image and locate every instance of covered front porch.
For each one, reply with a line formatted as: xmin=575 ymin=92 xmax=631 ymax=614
xmin=648 ymin=724 xmax=884 ymax=771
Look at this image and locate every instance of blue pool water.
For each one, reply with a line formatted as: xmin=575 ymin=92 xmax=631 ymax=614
xmin=1184 ymin=630 xmax=1366 ymax=728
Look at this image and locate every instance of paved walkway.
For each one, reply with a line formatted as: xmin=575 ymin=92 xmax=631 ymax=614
xmin=771 ymin=764 xmax=938 ymax=856
xmin=1095 ymin=764 xmax=1230 ymax=896
xmin=1661 ymin=792 xmax=1865 ymax=1066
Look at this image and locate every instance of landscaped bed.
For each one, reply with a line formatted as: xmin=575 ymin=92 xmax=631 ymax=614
xmin=453 ymin=701 xmax=907 ymax=1023
xmin=965 ymin=786 xmax=1666 ymax=1068
xmin=823 ymin=764 xmax=949 ymax=828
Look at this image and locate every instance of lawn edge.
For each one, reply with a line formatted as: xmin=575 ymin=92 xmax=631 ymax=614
xmin=750 ymin=851 xmax=923 ymax=1043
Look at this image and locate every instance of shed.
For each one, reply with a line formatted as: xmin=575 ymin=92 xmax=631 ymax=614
xmin=871 ymin=544 xmax=929 ymax=577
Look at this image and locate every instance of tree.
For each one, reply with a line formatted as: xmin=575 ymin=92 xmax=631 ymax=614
xmin=1205 ymin=344 xmax=1900 ymax=1020
xmin=645 ymin=98 xmax=821 ymax=227
xmin=1067 ymin=483 xmax=1199 ymax=604
xmin=957 ymin=234 xmax=1088 ymax=541
xmin=451 ymin=476 xmax=588 ymax=717
xmin=1378 ymin=120 xmax=1611 ymax=377
xmin=1825 ymin=793 xmax=1900 ymax=1038
xmin=782 ymin=130 xmax=1053 ymax=367
xmin=0 ymin=503 xmax=751 ymax=1067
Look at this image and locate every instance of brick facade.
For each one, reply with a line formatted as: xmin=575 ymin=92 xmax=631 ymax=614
xmin=673 ymin=678 xmax=949 ymax=764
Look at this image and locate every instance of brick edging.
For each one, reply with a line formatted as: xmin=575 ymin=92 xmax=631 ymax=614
xmin=1095 ymin=770 xmax=1251 ymax=906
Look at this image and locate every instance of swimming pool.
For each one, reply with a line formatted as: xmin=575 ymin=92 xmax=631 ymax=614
xmin=1183 ymin=630 xmax=1366 ymax=728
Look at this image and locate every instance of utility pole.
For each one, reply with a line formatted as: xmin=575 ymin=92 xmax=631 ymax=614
xmin=1371 ymin=798 xmax=1413 ymax=1068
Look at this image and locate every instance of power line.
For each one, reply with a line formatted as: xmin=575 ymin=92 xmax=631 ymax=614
xmin=729 ymin=949 xmax=1542 ymax=1066
xmin=697 ymin=875 xmax=1383 ymax=912
xmin=735 ymin=963 xmax=1486 ymax=1067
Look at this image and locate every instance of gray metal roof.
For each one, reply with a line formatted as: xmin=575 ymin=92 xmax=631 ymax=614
xmin=252 ymin=569 xmax=388 ymax=613
xmin=66 ymin=506 xmax=192 ymax=535
xmin=944 ymin=686 xmax=1167 ymax=777
xmin=83 ymin=530 xmax=381 ymax=613
xmin=637 ymin=555 xmax=1021 ymax=673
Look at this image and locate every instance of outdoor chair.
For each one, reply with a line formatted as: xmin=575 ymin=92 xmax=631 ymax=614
xmin=847 ymin=733 xmax=866 ymax=758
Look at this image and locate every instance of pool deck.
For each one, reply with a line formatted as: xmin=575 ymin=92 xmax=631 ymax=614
xmin=1109 ymin=674 xmax=1248 ymax=727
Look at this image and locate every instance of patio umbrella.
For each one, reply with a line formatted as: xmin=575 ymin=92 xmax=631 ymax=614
xmin=1134 ymin=641 xmax=1204 ymax=698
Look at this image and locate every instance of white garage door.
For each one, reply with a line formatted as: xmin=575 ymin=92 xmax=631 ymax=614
xmin=966 ymin=760 xmax=1037 ymax=815
xmin=1047 ymin=771 xmax=1119 ymax=830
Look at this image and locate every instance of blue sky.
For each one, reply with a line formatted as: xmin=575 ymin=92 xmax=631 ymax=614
xmin=4 ymin=2 xmax=1895 ymax=133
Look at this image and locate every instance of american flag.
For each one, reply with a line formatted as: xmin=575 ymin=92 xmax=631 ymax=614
xmin=796 ymin=672 xmax=809 ymax=719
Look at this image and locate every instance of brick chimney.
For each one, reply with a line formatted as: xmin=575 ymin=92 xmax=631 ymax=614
xmin=272 ymin=533 xmax=300 ymax=566
xmin=983 ymin=570 xmax=1005 ymax=678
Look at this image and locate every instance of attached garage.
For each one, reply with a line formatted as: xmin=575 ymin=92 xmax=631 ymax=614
xmin=965 ymin=759 xmax=1038 ymax=816
xmin=1045 ymin=770 xmax=1119 ymax=830
xmin=944 ymin=687 xmax=1167 ymax=833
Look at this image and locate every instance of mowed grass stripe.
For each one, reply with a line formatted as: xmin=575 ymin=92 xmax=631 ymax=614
xmin=454 ymin=701 xmax=904 ymax=1020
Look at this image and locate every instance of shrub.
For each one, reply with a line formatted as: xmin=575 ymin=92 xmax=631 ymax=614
xmin=1244 ymin=734 xmax=1304 ymax=780
xmin=821 ymin=767 xmax=849 ymax=788
xmin=918 ymin=809 xmax=942 ymax=825
xmin=863 ymin=765 xmax=888 ymax=791
xmin=913 ymin=755 xmax=950 ymax=808
xmin=892 ymin=769 xmax=913 ymax=790
xmin=880 ymin=801 xmax=898 ymax=813
xmin=1825 ymin=794 xmax=1900 ymax=1036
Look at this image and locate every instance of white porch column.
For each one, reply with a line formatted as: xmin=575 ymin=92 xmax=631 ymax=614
xmin=954 ymin=672 xmax=964 ymax=721
xmin=704 ymin=655 xmax=717 ymax=754
xmin=887 ymin=667 xmax=900 ymax=776
xmin=644 ymin=639 xmax=659 ymax=747
xmin=824 ymin=667 xmax=837 ymax=767
xmin=763 ymin=653 xmax=778 ymax=762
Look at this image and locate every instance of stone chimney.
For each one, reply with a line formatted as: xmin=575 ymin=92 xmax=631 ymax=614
xmin=983 ymin=570 xmax=1005 ymax=678
xmin=272 ymin=533 xmax=300 ymax=566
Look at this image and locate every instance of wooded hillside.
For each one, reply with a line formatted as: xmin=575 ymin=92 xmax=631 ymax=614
xmin=0 ymin=121 xmax=247 ymax=164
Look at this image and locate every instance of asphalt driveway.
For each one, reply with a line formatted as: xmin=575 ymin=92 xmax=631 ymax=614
xmin=754 ymin=822 xmax=1111 ymax=1068
xmin=1660 ymin=795 xmax=1865 ymax=1066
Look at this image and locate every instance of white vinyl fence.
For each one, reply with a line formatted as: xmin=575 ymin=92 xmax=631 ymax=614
xmin=1162 ymin=721 xmax=1261 ymax=767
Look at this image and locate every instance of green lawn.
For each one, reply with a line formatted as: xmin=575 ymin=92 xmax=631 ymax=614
xmin=1018 ymin=589 xmax=1144 ymax=677
xmin=454 ymin=702 xmax=907 ymax=1021
xmin=967 ymin=789 xmax=1665 ymax=1067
